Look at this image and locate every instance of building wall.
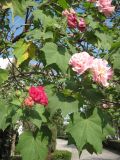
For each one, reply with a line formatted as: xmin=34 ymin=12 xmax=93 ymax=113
xmin=0 ymin=58 xmax=14 ymax=69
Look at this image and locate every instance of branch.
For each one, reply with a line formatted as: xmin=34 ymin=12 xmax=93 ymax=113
xmin=12 ymin=7 xmax=32 ymax=43
xmin=102 ymin=99 xmax=120 ymax=106
xmin=12 ymin=32 xmax=25 ymax=43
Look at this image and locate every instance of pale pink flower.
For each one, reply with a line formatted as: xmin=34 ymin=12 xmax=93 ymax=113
xmin=78 ymin=18 xmax=86 ymax=32
xmin=91 ymin=59 xmax=113 ymax=87
xmin=62 ymin=9 xmax=69 ymax=16
xmin=96 ymin=0 xmax=115 ymax=16
xmin=62 ymin=8 xmax=76 ymax=17
xmin=62 ymin=8 xmax=77 ymax=28
xmin=69 ymin=52 xmax=94 ymax=74
xmin=100 ymin=6 xmax=115 ymax=16
xmin=69 ymin=8 xmax=76 ymax=15
xmin=102 ymin=103 xmax=109 ymax=109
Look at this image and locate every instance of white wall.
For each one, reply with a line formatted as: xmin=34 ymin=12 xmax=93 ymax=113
xmin=0 ymin=58 xmax=14 ymax=69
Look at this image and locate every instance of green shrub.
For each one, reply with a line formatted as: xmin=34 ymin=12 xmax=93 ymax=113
xmin=51 ymin=150 xmax=72 ymax=160
xmin=12 ymin=150 xmax=72 ymax=160
xmin=57 ymin=125 xmax=68 ymax=140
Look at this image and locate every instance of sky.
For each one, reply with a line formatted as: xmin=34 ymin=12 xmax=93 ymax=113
xmin=9 ymin=15 xmax=25 ymax=38
xmin=0 ymin=14 xmax=24 ymax=68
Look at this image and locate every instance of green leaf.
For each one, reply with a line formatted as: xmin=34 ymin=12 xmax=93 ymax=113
xmin=43 ymin=31 xmax=53 ymax=40
xmin=47 ymin=92 xmax=79 ymax=117
xmin=109 ymin=38 xmax=120 ymax=69
xmin=86 ymin=15 xmax=99 ymax=29
xmin=11 ymin=98 xmax=22 ymax=106
xmin=58 ymin=0 xmax=69 ymax=9
xmin=29 ymin=117 xmax=42 ymax=129
xmin=103 ymin=124 xmax=115 ymax=139
xmin=12 ymin=0 xmax=28 ymax=17
xmin=1 ymin=0 xmax=12 ymax=10
xmin=35 ymin=105 xmax=47 ymax=123
xmin=85 ymin=31 xmax=98 ymax=45
xmin=111 ymin=51 xmax=120 ymax=69
xmin=110 ymin=40 xmax=120 ymax=51
xmin=0 ymin=69 xmax=8 ymax=84
xmin=82 ymin=88 xmax=104 ymax=104
xmin=66 ymin=108 xmax=103 ymax=154
xmin=0 ymin=101 xmax=10 ymax=130
xmin=25 ymin=105 xmax=46 ymax=128
xmin=27 ymin=29 xmax=53 ymax=40
xmin=97 ymin=109 xmax=115 ymax=139
xmin=1 ymin=0 xmax=38 ymax=17
xmin=41 ymin=42 xmax=70 ymax=72
xmin=13 ymin=39 xmax=35 ymax=66
xmin=17 ymin=131 xmax=48 ymax=160
xmin=12 ymin=108 xmax=23 ymax=124
xmin=67 ymin=42 xmax=77 ymax=53
xmin=33 ymin=10 xmax=60 ymax=30
xmin=95 ymin=31 xmax=112 ymax=50
xmin=27 ymin=109 xmax=42 ymax=128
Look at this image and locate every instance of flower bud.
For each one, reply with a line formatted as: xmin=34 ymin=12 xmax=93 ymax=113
xmin=24 ymin=96 xmax=34 ymax=107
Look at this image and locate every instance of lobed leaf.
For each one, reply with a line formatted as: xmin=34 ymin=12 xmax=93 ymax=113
xmin=66 ymin=108 xmax=103 ymax=154
xmin=17 ymin=131 xmax=48 ymax=160
xmin=0 ymin=69 xmax=8 ymax=84
xmin=41 ymin=42 xmax=70 ymax=72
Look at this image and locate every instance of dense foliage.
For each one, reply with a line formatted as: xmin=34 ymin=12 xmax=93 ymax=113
xmin=0 ymin=0 xmax=120 ymax=159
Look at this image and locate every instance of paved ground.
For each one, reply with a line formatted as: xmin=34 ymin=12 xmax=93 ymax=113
xmin=56 ymin=139 xmax=120 ymax=160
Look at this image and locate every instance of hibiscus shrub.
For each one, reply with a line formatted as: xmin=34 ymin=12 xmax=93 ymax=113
xmin=51 ymin=150 xmax=72 ymax=160
xmin=0 ymin=0 xmax=120 ymax=160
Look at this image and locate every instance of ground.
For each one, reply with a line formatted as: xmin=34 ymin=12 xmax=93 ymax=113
xmin=56 ymin=139 xmax=120 ymax=160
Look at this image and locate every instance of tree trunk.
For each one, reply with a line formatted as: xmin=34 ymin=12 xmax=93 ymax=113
xmin=0 ymin=126 xmax=12 ymax=159
xmin=11 ymin=132 xmax=17 ymax=157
